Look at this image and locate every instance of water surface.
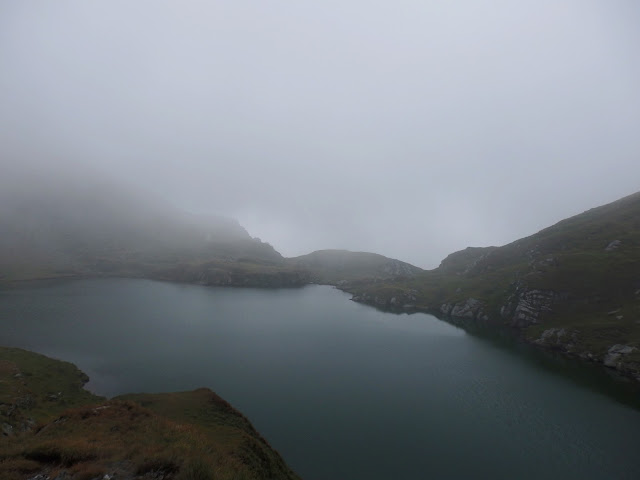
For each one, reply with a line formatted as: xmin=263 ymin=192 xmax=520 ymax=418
xmin=1 ymin=278 xmax=639 ymax=479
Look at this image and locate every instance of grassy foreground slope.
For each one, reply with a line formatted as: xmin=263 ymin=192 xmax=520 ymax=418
xmin=0 ymin=347 xmax=300 ymax=480
xmin=344 ymin=191 xmax=640 ymax=380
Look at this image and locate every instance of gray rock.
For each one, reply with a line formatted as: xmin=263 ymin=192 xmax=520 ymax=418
xmin=440 ymin=303 xmax=453 ymax=315
xmin=2 ymin=422 xmax=13 ymax=436
xmin=603 ymin=344 xmax=636 ymax=368
xmin=508 ymin=289 xmax=556 ymax=327
xmin=382 ymin=260 xmax=419 ymax=277
xmin=450 ymin=298 xmax=482 ymax=319
xmin=539 ymin=328 xmax=565 ymax=341
xmin=604 ymin=353 xmax=621 ymax=367
xmin=535 ymin=328 xmax=567 ymax=346
xmin=605 ymin=240 xmax=622 ymax=252
xmin=608 ymin=344 xmax=635 ymax=355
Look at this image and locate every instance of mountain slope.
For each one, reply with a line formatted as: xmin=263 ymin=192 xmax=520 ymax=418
xmin=0 ymin=172 xmax=419 ymax=289
xmin=287 ymin=249 xmax=423 ymax=285
xmin=345 ymin=191 xmax=640 ymax=379
xmin=0 ymin=170 xmax=287 ymax=283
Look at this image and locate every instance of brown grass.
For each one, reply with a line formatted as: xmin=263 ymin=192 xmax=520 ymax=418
xmin=0 ymin=347 xmax=300 ymax=480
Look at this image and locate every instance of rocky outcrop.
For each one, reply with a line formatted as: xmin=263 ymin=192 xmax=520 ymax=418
xmin=535 ymin=327 xmax=567 ymax=345
xmin=604 ymin=240 xmax=622 ymax=252
xmin=500 ymin=289 xmax=558 ymax=327
xmin=351 ymin=289 xmax=420 ymax=310
xmin=532 ymin=327 xmax=585 ymax=355
xmin=531 ymin=331 xmax=640 ymax=379
xmin=603 ymin=344 xmax=636 ymax=368
xmin=440 ymin=298 xmax=489 ymax=322
xmin=382 ymin=260 xmax=421 ymax=277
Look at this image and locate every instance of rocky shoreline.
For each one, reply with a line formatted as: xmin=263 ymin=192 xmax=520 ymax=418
xmin=344 ymin=287 xmax=640 ymax=385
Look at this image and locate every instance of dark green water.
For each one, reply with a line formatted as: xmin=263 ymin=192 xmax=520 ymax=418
xmin=2 ymin=278 xmax=640 ymax=479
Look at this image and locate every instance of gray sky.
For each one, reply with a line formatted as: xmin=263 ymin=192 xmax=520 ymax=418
xmin=2 ymin=1 xmax=639 ymax=268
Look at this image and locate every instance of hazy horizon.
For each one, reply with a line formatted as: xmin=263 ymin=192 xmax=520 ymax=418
xmin=2 ymin=1 xmax=639 ymax=268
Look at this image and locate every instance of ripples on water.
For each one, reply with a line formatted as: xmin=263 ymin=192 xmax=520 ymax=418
xmin=1 ymin=279 xmax=640 ymax=479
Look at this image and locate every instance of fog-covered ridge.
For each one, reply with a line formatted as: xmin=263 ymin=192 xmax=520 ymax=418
xmin=0 ymin=168 xmax=282 ymax=279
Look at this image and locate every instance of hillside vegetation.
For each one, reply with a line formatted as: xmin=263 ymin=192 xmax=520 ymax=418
xmin=0 ymin=347 xmax=300 ymax=480
xmin=286 ymin=249 xmax=423 ymax=284
xmin=344 ymin=191 xmax=640 ymax=380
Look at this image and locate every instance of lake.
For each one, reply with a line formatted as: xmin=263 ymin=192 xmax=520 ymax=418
xmin=1 ymin=278 xmax=640 ymax=479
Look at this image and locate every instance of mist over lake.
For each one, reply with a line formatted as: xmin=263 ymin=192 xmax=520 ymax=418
xmin=2 ymin=278 xmax=640 ymax=479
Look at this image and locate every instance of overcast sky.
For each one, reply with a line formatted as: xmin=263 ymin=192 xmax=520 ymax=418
xmin=1 ymin=1 xmax=639 ymax=268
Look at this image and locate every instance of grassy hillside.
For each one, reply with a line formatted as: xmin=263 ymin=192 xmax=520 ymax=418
xmin=286 ymin=249 xmax=423 ymax=285
xmin=344 ymin=192 xmax=640 ymax=379
xmin=0 ymin=347 xmax=300 ymax=480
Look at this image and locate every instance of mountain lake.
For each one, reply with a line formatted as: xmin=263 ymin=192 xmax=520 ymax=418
xmin=1 ymin=278 xmax=640 ymax=479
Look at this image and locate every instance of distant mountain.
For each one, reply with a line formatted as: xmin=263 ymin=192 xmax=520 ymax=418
xmin=346 ymin=191 xmax=640 ymax=380
xmin=0 ymin=170 xmax=283 ymax=282
xmin=0 ymin=169 xmax=426 ymax=288
xmin=287 ymin=249 xmax=423 ymax=285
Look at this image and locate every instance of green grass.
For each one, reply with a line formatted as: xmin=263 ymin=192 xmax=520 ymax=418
xmin=344 ymin=191 xmax=640 ymax=377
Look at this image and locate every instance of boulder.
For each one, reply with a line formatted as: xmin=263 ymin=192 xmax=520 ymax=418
xmin=605 ymin=240 xmax=622 ymax=252
xmin=603 ymin=344 xmax=636 ymax=368
xmin=450 ymin=298 xmax=482 ymax=318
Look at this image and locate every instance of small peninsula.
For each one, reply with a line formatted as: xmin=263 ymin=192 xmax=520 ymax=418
xmin=0 ymin=347 xmax=300 ymax=480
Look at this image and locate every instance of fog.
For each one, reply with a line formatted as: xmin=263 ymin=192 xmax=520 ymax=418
xmin=1 ymin=1 xmax=639 ymax=268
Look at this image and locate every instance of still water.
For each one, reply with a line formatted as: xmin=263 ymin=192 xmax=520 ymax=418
xmin=1 ymin=278 xmax=640 ymax=479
